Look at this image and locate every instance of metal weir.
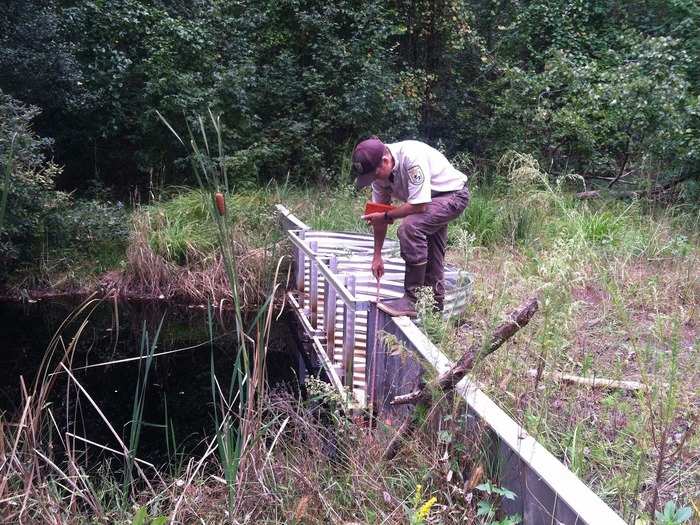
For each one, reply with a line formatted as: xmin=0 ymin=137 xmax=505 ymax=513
xmin=276 ymin=204 xmax=625 ymax=525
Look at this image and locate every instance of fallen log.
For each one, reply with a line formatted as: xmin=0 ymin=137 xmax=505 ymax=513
xmin=576 ymin=172 xmax=698 ymax=201
xmin=525 ymin=369 xmax=652 ymax=391
xmin=576 ymin=190 xmax=641 ymax=200
xmin=383 ymin=297 xmax=538 ymax=461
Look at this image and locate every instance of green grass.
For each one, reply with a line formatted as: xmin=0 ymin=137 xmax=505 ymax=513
xmin=3 ymin=144 xmax=698 ymax=521
xmin=444 ymin=173 xmax=699 ymax=521
xmin=143 ymin=189 xmax=218 ymax=263
xmin=140 ymin=182 xmax=374 ymax=265
xmin=451 ymin=190 xmax=503 ymax=246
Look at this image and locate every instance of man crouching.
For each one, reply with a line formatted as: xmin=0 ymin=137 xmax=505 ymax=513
xmin=353 ymin=136 xmax=470 ymax=318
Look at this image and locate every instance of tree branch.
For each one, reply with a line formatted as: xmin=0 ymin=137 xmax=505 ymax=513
xmin=383 ymin=297 xmax=539 ymax=460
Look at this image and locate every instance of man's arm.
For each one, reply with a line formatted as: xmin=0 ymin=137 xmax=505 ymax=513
xmin=387 ymin=202 xmax=427 ymax=219
xmin=363 ymin=202 xmax=427 ymax=279
xmin=367 ymin=220 xmax=388 ymax=280
xmin=373 ymin=220 xmax=388 ymax=257
xmin=363 ymin=202 xmax=427 ymax=230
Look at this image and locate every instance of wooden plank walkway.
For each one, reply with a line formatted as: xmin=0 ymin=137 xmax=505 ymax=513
xmin=276 ymin=204 xmax=627 ymax=525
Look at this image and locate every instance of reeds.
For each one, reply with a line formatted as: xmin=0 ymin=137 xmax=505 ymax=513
xmin=0 ymin=295 xmax=110 ymax=521
xmin=156 ymin=109 xmax=290 ymax=518
xmin=0 ymin=110 xmax=286 ymax=523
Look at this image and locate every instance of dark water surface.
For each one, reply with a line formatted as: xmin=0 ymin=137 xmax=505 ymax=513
xmin=0 ymin=298 xmax=303 ymax=465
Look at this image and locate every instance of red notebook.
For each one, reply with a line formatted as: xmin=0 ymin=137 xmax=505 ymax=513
xmin=364 ymin=201 xmax=396 ymax=215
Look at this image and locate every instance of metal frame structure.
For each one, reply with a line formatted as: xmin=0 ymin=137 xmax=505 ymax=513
xmin=276 ymin=204 xmax=626 ymax=525
xmin=278 ymin=204 xmax=472 ymax=405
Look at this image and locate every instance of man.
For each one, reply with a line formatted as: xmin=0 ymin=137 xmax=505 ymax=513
xmin=353 ymin=136 xmax=470 ymax=317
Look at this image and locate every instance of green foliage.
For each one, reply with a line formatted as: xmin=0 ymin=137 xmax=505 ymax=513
xmin=390 ymin=0 xmax=483 ymax=145
xmin=209 ymin=0 xmax=419 ymax=181
xmin=54 ymin=200 xmax=128 ymax=243
xmin=0 ymin=90 xmax=68 ymax=274
xmin=491 ymin=35 xmax=697 ymax=180
xmin=132 ymin=507 xmax=168 ymax=525
xmin=2 ymin=0 xmax=699 ymax=204
xmin=69 ymin=0 xmax=219 ymax=176
xmin=304 ymin=375 xmax=350 ymax=424
xmin=0 ymin=0 xmax=91 ymax=145
xmin=654 ymin=501 xmax=694 ymax=525
xmin=0 ymin=89 xmax=129 ymax=279
xmin=475 ymin=481 xmax=521 ymax=525
xmin=2 ymin=0 xmax=420 ymax=189
xmin=569 ymin=207 xmax=625 ymax=246
xmin=142 ymin=189 xmax=218 ymax=264
xmin=0 ymin=133 xmax=13 ymax=230
xmin=303 ymin=183 xmax=367 ymax=233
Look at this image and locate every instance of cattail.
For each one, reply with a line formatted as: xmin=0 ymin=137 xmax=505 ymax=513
xmin=215 ymin=192 xmax=226 ymax=216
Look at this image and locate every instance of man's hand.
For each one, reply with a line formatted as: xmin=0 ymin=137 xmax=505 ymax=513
xmin=371 ymin=255 xmax=384 ymax=280
xmin=361 ymin=212 xmax=393 ymax=227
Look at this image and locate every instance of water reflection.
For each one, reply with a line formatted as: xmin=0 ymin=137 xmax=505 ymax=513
xmin=0 ymin=299 xmax=302 ymax=465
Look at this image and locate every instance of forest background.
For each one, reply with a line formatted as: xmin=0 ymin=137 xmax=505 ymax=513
xmin=1 ymin=0 xmax=699 ymax=281
xmin=1 ymin=2 xmax=700 ymax=523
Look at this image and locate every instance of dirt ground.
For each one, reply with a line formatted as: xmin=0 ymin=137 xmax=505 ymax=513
xmin=447 ymin=246 xmax=699 ymax=518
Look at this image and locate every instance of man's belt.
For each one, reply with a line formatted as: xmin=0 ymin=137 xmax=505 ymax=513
xmin=431 ymin=184 xmax=467 ymax=198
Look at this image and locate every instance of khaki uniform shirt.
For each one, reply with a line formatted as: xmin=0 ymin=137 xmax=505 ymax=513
xmin=371 ymin=140 xmax=467 ymax=205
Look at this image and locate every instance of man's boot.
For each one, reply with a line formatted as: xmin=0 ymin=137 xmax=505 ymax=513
xmin=378 ymin=262 xmax=427 ymax=318
xmin=424 ymin=269 xmax=445 ymax=313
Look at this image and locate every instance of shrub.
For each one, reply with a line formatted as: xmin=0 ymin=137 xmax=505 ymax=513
xmin=490 ymin=34 xmax=698 ymax=184
xmin=0 ymin=90 xmax=68 ymax=276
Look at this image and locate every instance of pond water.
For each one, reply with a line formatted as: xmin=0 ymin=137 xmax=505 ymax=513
xmin=0 ymin=298 xmax=305 ymax=465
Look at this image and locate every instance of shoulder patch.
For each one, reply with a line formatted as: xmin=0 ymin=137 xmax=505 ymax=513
xmin=407 ymin=165 xmax=425 ymax=185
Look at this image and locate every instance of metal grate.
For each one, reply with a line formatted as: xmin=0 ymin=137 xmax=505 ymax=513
xmin=277 ymin=204 xmax=472 ymax=407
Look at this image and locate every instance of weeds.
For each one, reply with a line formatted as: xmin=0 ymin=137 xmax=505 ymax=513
xmin=408 ymin=484 xmax=438 ymax=524
xmin=451 ymin=153 xmax=699 ymax=521
xmin=2 ymin=145 xmax=698 ymax=523
xmin=474 ymin=481 xmax=520 ymax=525
xmin=654 ymin=501 xmax=694 ymax=525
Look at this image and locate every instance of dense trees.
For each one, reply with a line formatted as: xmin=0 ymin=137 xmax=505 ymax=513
xmin=1 ymin=0 xmax=698 ymax=195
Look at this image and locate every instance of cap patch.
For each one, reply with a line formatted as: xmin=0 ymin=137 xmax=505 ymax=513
xmin=407 ymin=165 xmax=425 ymax=185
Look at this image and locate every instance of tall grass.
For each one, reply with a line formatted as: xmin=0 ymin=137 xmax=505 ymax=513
xmin=156 ymin=109 xmax=292 ymax=517
xmin=1 ymin=296 xmax=123 ymax=521
xmin=124 ymin=317 xmax=163 ymax=495
xmin=447 ymin=152 xmax=700 ymax=521
xmin=0 ymin=111 xmax=286 ymax=522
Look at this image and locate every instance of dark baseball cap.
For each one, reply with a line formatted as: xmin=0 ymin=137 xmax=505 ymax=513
xmin=351 ymin=137 xmax=385 ymax=188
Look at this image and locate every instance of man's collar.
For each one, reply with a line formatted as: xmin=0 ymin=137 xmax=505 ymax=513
xmin=387 ymin=143 xmax=398 ymax=184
